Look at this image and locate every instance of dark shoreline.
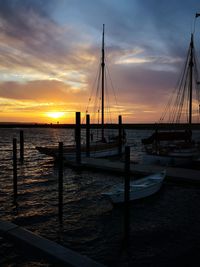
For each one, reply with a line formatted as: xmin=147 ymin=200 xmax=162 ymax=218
xmin=1 ymin=122 xmax=200 ymax=130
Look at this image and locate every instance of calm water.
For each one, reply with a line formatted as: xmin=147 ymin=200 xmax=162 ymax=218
xmin=1 ymin=128 xmax=200 ymax=266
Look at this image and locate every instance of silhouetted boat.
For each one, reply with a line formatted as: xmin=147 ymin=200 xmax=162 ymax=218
xmin=142 ymin=30 xmax=200 ymax=166
xmin=102 ymin=170 xmax=166 ymax=203
xmin=36 ymin=25 xmax=126 ymax=159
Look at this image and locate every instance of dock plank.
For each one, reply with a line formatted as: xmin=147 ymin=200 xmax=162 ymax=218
xmin=64 ymin=157 xmax=200 ymax=184
xmin=0 ymin=221 xmax=105 ymax=267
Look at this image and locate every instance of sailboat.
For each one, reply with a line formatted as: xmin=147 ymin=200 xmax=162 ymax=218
xmin=36 ymin=25 xmax=126 ymax=160
xmin=142 ymin=28 xmax=200 ymax=166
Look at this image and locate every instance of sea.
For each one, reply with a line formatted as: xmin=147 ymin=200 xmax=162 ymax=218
xmin=1 ymin=127 xmax=200 ymax=267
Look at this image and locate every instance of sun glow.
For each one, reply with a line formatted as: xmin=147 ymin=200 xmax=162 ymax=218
xmin=45 ymin=111 xmax=65 ymax=119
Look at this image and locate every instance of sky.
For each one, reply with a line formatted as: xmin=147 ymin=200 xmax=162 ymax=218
xmin=0 ymin=0 xmax=200 ymax=123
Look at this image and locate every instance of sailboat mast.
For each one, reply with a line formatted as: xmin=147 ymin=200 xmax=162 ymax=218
xmin=189 ymin=33 xmax=194 ymax=127
xmin=101 ymin=24 xmax=105 ymax=140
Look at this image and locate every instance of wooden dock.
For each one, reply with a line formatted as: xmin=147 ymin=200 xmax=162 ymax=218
xmin=0 ymin=221 xmax=105 ymax=267
xmin=63 ymin=157 xmax=200 ymax=184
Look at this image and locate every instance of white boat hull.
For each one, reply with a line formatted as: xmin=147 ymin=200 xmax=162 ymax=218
xmin=102 ymin=171 xmax=166 ymax=204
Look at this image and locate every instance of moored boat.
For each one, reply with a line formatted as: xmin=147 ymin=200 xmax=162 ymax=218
xmin=36 ymin=137 xmax=125 ymax=160
xmin=102 ymin=170 xmax=166 ymax=203
xmin=142 ymin=22 xmax=200 ymax=166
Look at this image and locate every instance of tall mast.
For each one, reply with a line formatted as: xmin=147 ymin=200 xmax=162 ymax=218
xmin=101 ymin=24 xmax=105 ymax=140
xmin=189 ymin=33 xmax=194 ymax=127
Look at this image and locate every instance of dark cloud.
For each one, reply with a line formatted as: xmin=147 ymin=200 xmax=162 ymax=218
xmin=0 ymin=0 xmax=54 ymax=39
xmin=0 ymin=0 xmax=87 ymax=73
xmin=67 ymin=0 xmax=200 ymax=58
xmin=0 ymin=0 xmax=53 ymax=14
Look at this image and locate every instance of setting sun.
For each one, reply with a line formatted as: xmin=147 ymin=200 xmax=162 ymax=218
xmin=45 ymin=111 xmax=65 ymax=119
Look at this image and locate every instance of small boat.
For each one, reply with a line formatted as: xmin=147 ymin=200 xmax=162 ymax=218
xmin=142 ymin=25 xmax=200 ymax=166
xmin=36 ymin=25 xmax=126 ymax=159
xmin=102 ymin=170 xmax=166 ymax=204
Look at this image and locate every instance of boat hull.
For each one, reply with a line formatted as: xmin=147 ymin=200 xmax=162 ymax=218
xmin=36 ymin=141 xmax=125 ymax=159
xmin=143 ymin=146 xmax=200 ymax=166
xmin=102 ymin=171 xmax=166 ymax=204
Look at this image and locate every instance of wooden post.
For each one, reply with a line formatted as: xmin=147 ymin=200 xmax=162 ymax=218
xmin=75 ymin=112 xmax=81 ymax=164
xmin=20 ymin=130 xmax=24 ymax=163
xmin=13 ymin=138 xmax=17 ymax=203
xmin=118 ymin=115 xmax=122 ymax=155
xmin=91 ymin=133 xmax=94 ymax=142
xmin=58 ymin=142 xmax=63 ymax=224
xmin=155 ymin=124 xmax=160 ymax=154
xmin=124 ymin=146 xmax=130 ymax=247
xmin=86 ymin=114 xmax=90 ymax=157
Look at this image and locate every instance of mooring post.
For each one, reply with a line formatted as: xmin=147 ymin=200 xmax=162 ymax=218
xmin=13 ymin=138 xmax=17 ymax=203
xmin=124 ymin=146 xmax=130 ymax=247
xmin=118 ymin=115 xmax=122 ymax=155
xmin=86 ymin=114 xmax=90 ymax=157
xmin=58 ymin=142 xmax=63 ymax=224
xmin=20 ymin=130 xmax=24 ymax=163
xmin=75 ymin=112 xmax=81 ymax=164
xmin=91 ymin=133 xmax=94 ymax=142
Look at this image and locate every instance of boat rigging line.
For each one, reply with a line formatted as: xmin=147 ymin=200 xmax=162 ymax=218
xmin=159 ymin=15 xmax=200 ymax=126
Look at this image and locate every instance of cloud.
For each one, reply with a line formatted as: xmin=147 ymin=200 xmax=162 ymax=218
xmin=0 ymin=79 xmax=90 ymax=102
xmin=0 ymin=0 xmax=97 ymax=86
xmin=110 ymin=63 xmax=178 ymax=105
xmin=0 ymin=79 xmax=90 ymax=122
xmin=66 ymin=0 xmax=198 ymax=58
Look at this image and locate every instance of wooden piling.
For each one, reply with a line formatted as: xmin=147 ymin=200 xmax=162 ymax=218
xmin=86 ymin=114 xmax=90 ymax=157
xmin=124 ymin=146 xmax=130 ymax=247
xmin=20 ymin=130 xmax=24 ymax=163
xmin=118 ymin=115 xmax=122 ymax=155
xmin=75 ymin=112 xmax=81 ymax=164
xmin=124 ymin=146 xmax=130 ymax=200
xmin=13 ymin=138 xmax=17 ymax=202
xmin=58 ymin=142 xmax=63 ymax=224
xmin=91 ymin=133 xmax=94 ymax=142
